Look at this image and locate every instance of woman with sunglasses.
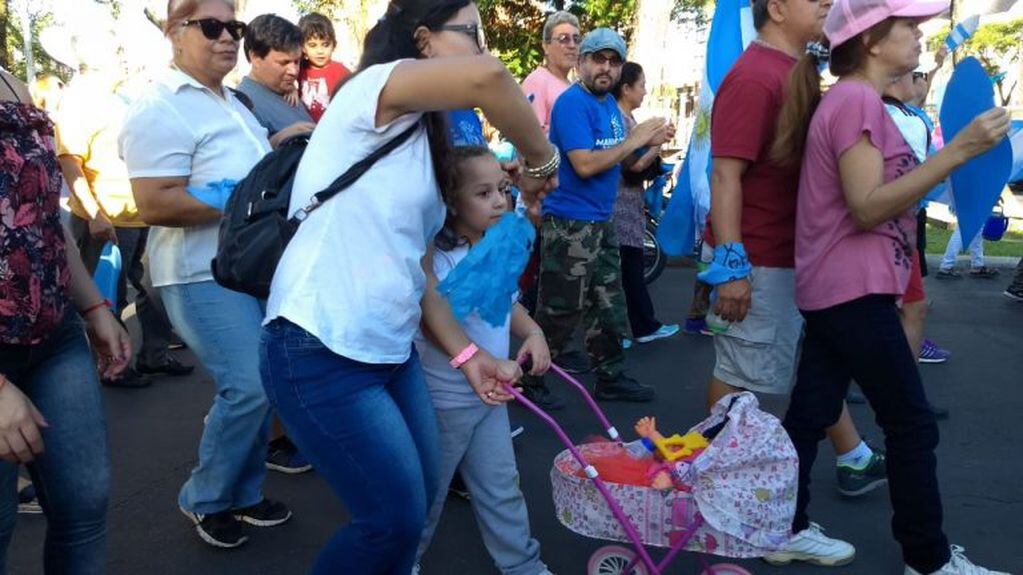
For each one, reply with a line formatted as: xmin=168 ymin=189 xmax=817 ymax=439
xmin=118 ymin=0 xmax=303 ymax=550
xmin=259 ymin=1 xmax=557 ymax=573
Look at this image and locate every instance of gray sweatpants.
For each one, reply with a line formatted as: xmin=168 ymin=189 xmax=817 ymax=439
xmin=416 ymin=403 xmax=546 ymax=575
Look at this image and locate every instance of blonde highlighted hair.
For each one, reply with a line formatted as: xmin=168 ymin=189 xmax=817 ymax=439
xmin=164 ymin=0 xmax=235 ymax=36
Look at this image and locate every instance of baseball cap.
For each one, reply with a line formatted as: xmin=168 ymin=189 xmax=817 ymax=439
xmin=825 ymin=0 xmax=950 ymax=50
xmin=579 ymin=28 xmax=627 ymax=60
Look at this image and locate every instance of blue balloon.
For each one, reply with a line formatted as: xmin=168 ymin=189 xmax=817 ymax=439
xmin=93 ymin=242 xmax=122 ymax=314
xmin=939 ymin=57 xmax=1013 ymax=246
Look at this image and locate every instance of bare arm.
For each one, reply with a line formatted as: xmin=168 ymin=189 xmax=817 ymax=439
xmin=377 ymin=56 xmax=551 ymax=167
xmin=625 ymin=145 xmax=662 ymax=175
xmin=129 ymin=177 xmax=221 ymax=228
xmin=58 ymin=155 xmax=102 ymax=218
xmin=839 ymin=107 xmax=1009 ymax=230
xmin=709 ymin=157 xmax=749 ymax=245
xmin=568 ymin=119 xmax=668 ymax=179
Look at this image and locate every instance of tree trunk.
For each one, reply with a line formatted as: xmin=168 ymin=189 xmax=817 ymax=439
xmin=1 ymin=0 xmax=9 ymax=71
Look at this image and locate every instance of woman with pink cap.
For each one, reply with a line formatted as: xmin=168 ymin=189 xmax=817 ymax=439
xmin=771 ymin=0 xmax=1011 ymax=573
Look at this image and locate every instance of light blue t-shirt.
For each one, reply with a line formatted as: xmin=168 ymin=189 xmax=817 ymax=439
xmin=544 ymin=83 xmax=626 ymax=222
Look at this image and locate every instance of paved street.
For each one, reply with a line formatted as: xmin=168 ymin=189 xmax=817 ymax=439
xmin=9 ymin=264 xmax=1022 ymax=575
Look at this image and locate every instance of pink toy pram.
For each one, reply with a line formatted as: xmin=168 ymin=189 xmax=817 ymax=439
xmin=506 ymin=365 xmax=799 ymax=575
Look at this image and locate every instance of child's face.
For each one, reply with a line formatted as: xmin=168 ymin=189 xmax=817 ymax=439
xmin=303 ymin=36 xmax=335 ymax=68
xmin=452 ymin=155 xmax=511 ymax=239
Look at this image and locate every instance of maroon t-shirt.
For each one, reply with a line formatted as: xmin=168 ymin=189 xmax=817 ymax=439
xmin=299 ymin=61 xmax=352 ymax=123
xmin=706 ymin=42 xmax=800 ymax=268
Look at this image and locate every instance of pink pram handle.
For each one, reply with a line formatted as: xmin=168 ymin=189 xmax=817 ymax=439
xmin=515 ymin=360 xmax=622 ymax=442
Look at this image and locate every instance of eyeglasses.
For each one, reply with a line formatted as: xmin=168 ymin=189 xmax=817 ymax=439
xmin=912 ymin=71 xmax=928 ymax=82
xmin=552 ymin=33 xmax=582 ymax=46
xmin=438 ymin=24 xmax=488 ymax=52
xmin=588 ymin=52 xmax=624 ymax=67
xmin=182 ymin=18 xmax=247 ymax=41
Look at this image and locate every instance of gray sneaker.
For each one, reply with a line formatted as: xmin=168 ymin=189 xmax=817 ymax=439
xmin=837 ymin=451 xmax=887 ymax=497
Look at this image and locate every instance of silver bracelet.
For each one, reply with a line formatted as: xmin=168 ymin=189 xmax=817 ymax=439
xmin=523 ymin=146 xmax=560 ymax=179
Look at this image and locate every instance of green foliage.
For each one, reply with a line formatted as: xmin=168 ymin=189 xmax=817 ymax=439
xmin=2 ymin=6 xmax=68 ymax=82
xmin=479 ymin=0 xmax=547 ymax=78
xmin=930 ymin=18 xmax=1023 ymax=106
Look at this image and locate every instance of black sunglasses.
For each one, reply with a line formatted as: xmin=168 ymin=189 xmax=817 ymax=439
xmin=438 ymin=24 xmax=487 ymax=52
xmin=183 ymin=18 xmax=247 ymax=41
xmin=912 ymin=71 xmax=928 ymax=82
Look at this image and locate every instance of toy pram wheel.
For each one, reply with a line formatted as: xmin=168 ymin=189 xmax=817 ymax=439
xmin=587 ymin=545 xmax=649 ymax=575
xmin=700 ymin=563 xmax=753 ymax=575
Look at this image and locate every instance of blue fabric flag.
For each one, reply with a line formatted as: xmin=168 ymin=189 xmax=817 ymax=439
xmin=437 ymin=211 xmax=536 ymax=327
xmin=93 ymin=242 xmax=122 ymax=313
xmin=945 ymin=15 xmax=980 ymax=52
xmin=658 ymin=0 xmax=753 ymax=256
xmin=939 ymin=57 xmax=1015 ymax=245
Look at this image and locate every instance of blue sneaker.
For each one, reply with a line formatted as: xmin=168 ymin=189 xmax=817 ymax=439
xmin=683 ymin=318 xmax=713 ymax=336
xmin=622 ymin=339 xmax=633 ymax=349
xmin=635 ymin=324 xmax=680 ymax=344
xmin=919 ymin=339 xmax=951 ymax=364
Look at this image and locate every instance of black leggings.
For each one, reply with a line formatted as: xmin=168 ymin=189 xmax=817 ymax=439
xmin=619 ymin=245 xmax=661 ymax=338
xmin=784 ymin=295 xmax=949 ymax=573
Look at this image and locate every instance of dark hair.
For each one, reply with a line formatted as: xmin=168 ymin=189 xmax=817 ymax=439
xmin=612 ymin=61 xmax=644 ymax=100
xmin=435 ymin=145 xmax=495 ymax=251
xmin=752 ymin=0 xmax=770 ymax=30
xmin=350 ymin=0 xmax=473 ymax=202
xmin=771 ymin=18 xmax=897 ymax=165
xmin=244 ymin=13 xmax=303 ymax=62
xmin=298 ymin=12 xmax=336 ymax=46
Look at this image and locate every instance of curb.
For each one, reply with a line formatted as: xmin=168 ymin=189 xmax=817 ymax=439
xmin=925 ymin=254 xmax=1020 ymax=270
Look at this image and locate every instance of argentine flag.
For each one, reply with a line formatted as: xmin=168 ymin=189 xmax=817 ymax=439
xmin=945 ymin=14 xmax=980 ymax=52
xmin=657 ymin=0 xmax=754 ymax=256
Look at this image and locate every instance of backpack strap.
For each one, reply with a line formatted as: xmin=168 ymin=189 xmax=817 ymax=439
xmin=289 ymin=119 xmax=421 ymax=224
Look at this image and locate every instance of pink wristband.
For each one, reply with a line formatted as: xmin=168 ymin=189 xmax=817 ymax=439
xmin=449 ymin=343 xmax=479 ymax=369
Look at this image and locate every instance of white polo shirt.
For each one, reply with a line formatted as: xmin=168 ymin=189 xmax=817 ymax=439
xmin=265 ymin=61 xmax=446 ymax=365
xmin=119 ymin=67 xmax=271 ymax=287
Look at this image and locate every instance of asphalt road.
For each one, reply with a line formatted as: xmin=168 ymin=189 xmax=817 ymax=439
xmin=9 ymin=265 xmax=1022 ymax=575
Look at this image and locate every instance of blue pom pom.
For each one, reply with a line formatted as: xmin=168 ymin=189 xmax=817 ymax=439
xmin=187 ymin=179 xmax=238 ymax=210
xmin=438 ymin=212 xmax=536 ymax=327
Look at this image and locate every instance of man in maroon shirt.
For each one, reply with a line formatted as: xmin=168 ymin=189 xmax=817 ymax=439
xmin=702 ymin=0 xmax=868 ymax=566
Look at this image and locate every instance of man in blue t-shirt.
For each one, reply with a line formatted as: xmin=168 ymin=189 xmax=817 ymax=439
xmin=523 ymin=28 xmax=672 ymax=405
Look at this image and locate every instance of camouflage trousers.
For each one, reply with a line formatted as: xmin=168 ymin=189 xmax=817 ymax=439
xmin=532 ymin=216 xmax=627 ymax=382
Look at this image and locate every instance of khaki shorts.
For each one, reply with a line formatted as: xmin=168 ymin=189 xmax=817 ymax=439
xmin=710 ymin=267 xmax=804 ymax=395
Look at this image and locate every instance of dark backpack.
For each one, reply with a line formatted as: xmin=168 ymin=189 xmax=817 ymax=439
xmin=211 ymin=121 xmax=420 ymax=299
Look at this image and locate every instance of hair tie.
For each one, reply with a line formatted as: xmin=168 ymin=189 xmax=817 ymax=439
xmin=805 ymin=41 xmax=830 ymax=63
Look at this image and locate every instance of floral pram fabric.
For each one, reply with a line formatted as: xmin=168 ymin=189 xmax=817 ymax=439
xmin=551 ymin=392 xmax=798 ymax=558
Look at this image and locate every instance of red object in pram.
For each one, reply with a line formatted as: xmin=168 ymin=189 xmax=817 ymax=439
xmin=505 ymin=363 xmax=798 ymax=575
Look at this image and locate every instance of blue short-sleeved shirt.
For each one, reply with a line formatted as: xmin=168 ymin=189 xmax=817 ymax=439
xmin=544 ymin=84 xmax=626 ymax=222
xmin=447 ymin=109 xmax=487 ymax=148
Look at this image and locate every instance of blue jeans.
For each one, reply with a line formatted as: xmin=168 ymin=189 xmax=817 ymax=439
xmin=260 ymin=319 xmax=440 ymax=575
xmin=159 ymin=281 xmax=270 ymax=514
xmin=0 ymin=312 xmax=110 ymax=574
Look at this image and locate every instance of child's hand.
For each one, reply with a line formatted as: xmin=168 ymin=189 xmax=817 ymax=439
xmin=284 ymin=87 xmax=300 ymax=107
xmin=516 ymin=330 xmax=550 ymax=376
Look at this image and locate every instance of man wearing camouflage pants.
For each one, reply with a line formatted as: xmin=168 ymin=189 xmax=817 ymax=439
xmin=522 ymin=29 xmax=673 ymax=408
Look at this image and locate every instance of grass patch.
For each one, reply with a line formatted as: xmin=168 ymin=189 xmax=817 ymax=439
xmin=925 ymin=224 xmax=1023 ymax=258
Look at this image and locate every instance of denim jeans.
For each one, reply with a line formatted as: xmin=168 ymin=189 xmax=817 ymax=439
xmin=260 ymin=319 xmax=439 ymax=575
xmin=783 ymin=295 xmax=950 ymax=573
xmin=939 ymin=228 xmax=984 ymax=271
xmin=159 ymin=281 xmax=270 ymax=515
xmin=0 ymin=312 xmax=110 ymax=574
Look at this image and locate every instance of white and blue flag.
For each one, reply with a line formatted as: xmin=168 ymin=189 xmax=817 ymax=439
xmin=945 ymin=14 xmax=980 ymax=52
xmin=657 ymin=0 xmax=754 ymax=256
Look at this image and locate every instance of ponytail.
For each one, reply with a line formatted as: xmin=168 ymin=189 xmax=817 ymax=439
xmin=770 ymin=46 xmax=826 ymax=167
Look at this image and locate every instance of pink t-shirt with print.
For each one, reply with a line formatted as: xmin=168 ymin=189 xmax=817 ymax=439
xmin=795 ymin=80 xmax=919 ymax=311
xmin=521 ymin=66 xmax=570 ymax=134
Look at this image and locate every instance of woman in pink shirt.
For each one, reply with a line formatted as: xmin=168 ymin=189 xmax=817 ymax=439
xmin=771 ymin=0 xmax=1010 ymax=573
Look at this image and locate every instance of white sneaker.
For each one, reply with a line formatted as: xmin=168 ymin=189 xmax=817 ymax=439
xmin=905 ymin=545 xmax=1009 ymax=575
xmin=763 ymin=522 xmax=855 ymax=567
xmin=411 ymin=565 xmax=420 ymax=575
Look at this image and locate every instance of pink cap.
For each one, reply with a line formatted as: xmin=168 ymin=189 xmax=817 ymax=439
xmin=824 ymin=0 xmax=950 ymax=49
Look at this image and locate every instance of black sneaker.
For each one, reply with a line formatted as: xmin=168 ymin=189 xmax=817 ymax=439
xmin=594 ymin=374 xmax=655 ymax=403
xmin=17 ymin=484 xmax=42 ymax=515
xmin=102 ymin=367 xmax=152 ymax=388
xmin=232 ymin=499 xmax=292 ymax=527
xmin=557 ymin=349 xmax=591 ymax=375
xmin=448 ymin=472 xmax=470 ymax=501
xmin=180 ymin=507 xmax=248 ymax=549
xmin=266 ymin=437 xmax=313 ymax=474
xmin=1004 ymin=284 xmax=1023 ymax=302
xmin=520 ymin=382 xmax=566 ymax=411
xmin=136 ymin=356 xmax=195 ymax=377
xmin=836 ymin=451 xmax=887 ymax=497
